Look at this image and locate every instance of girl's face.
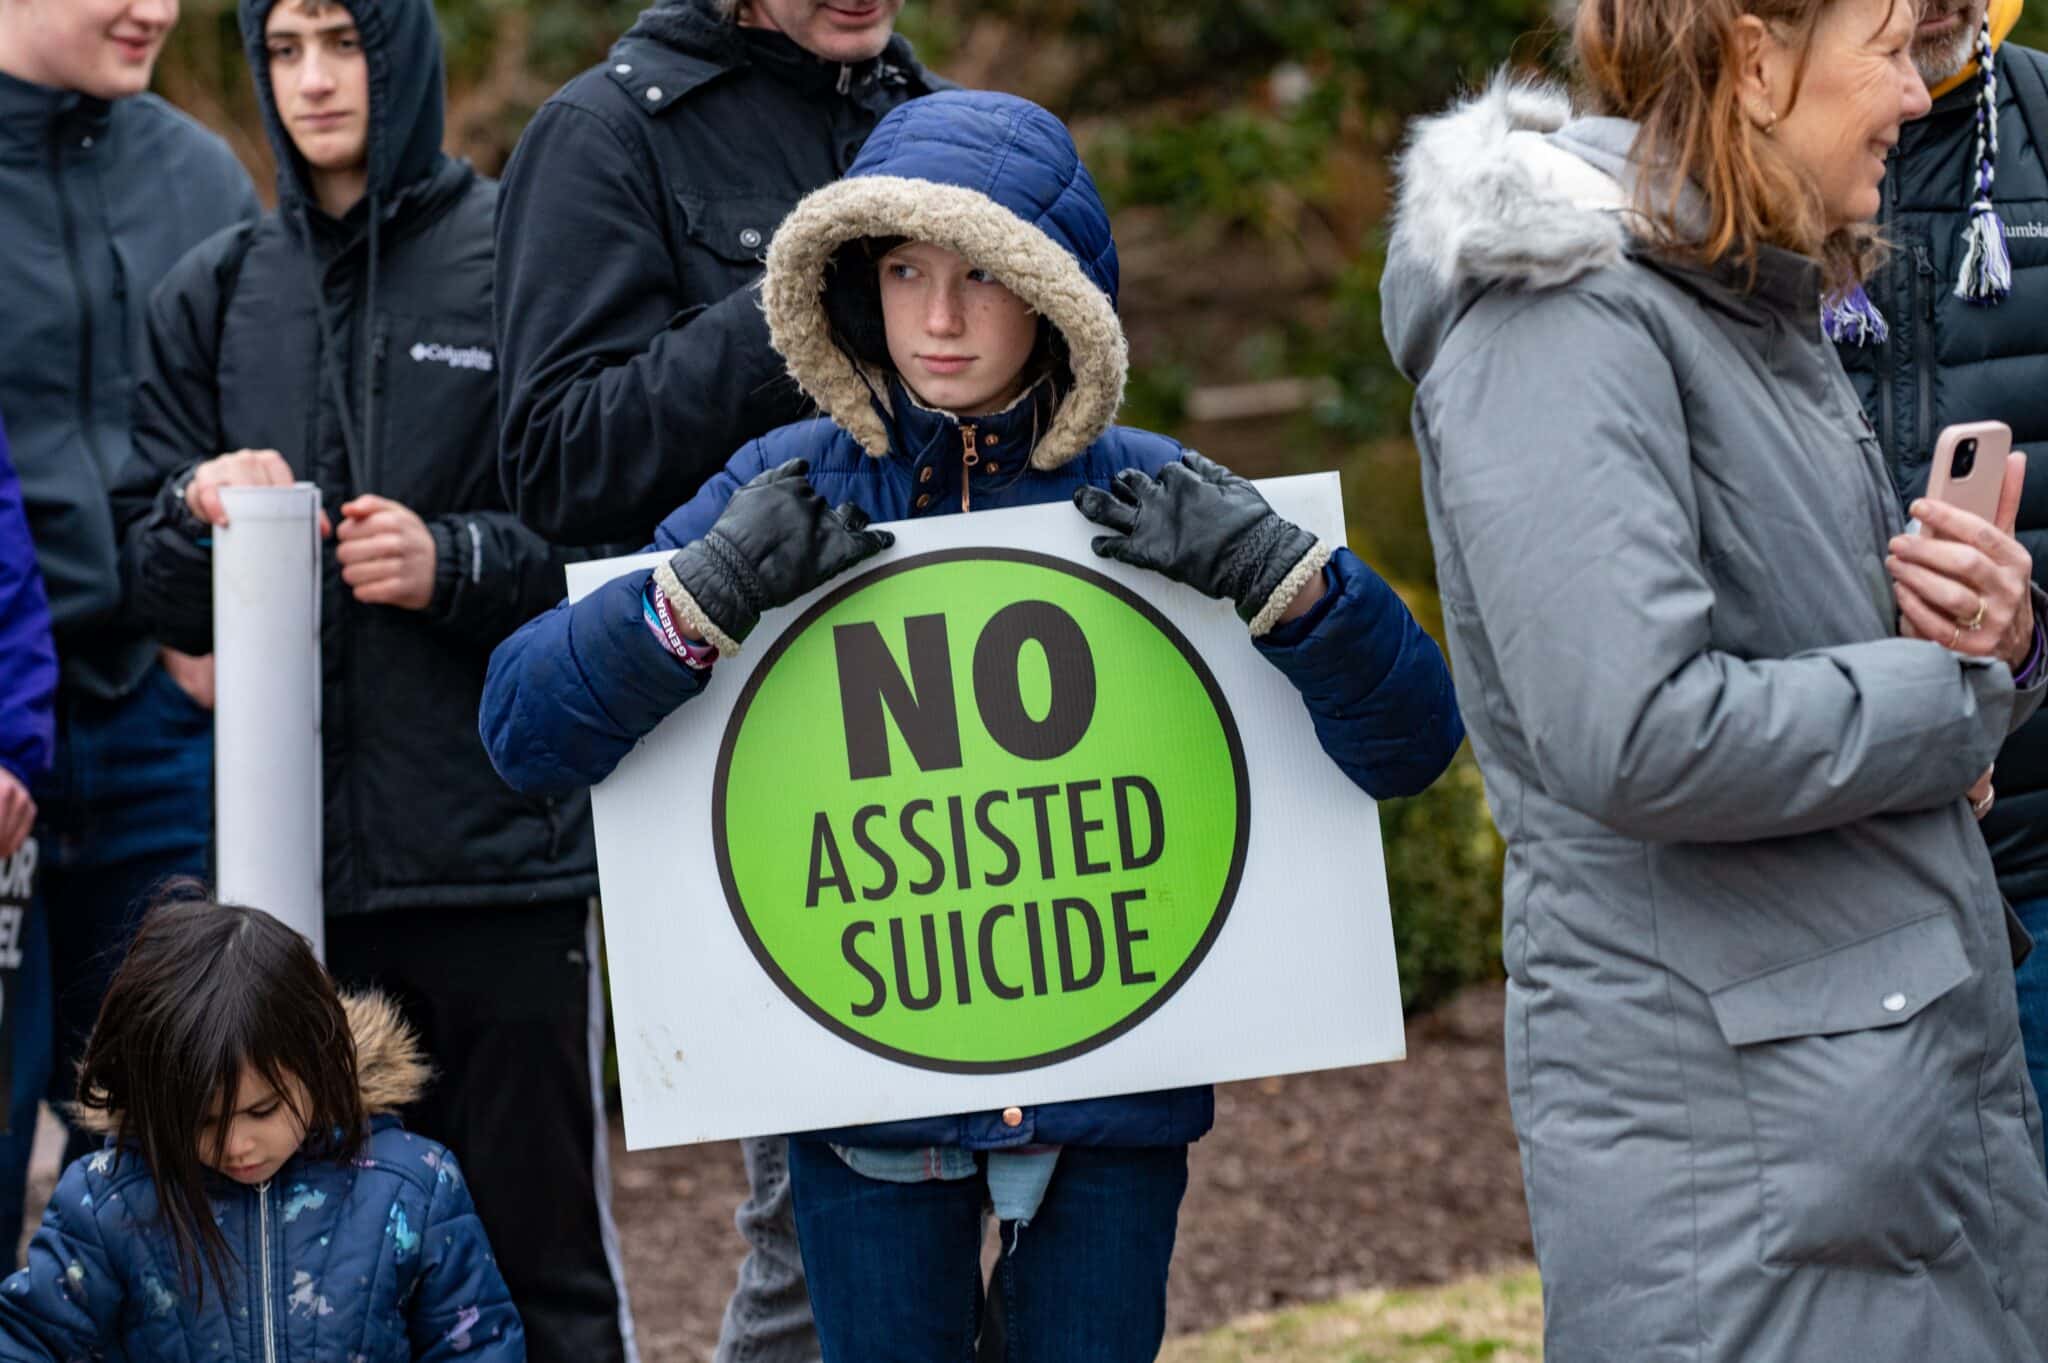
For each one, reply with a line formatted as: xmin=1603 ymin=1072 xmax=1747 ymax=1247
xmin=201 ymin=1064 xmax=310 ymax=1185
xmin=878 ymin=241 xmax=1040 ymax=418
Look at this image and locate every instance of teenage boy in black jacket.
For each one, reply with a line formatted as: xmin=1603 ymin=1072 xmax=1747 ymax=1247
xmin=493 ymin=4 xmax=945 ymax=1359
xmin=111 ymin=3 xmax=622 ymax=1360
xmin=494 ymin=0 xmax=947 ymax=547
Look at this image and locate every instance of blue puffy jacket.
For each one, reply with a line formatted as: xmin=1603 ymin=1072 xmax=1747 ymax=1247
xmin=480 ymin=90 xmax=1463 ymax=1150
xmin=0 ymin=413 xmax=55 ymax=793
xmin=0 ymin=995 xmax=522 ymax=1363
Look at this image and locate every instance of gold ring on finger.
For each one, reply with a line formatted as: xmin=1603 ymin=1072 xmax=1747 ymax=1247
xmin=1950 ymin=622 xmax=1964 ymax=649
xmin=1965 ymin=598 xmax=1987 ymax=633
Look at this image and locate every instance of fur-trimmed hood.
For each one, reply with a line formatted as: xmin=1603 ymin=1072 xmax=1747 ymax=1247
xmin=345 ymin=989 xmax=431 ymax=1115
xmin=1381 ymin=77 xmax=1647 ymax=383
xmin=75 ymin=990 xmax=429 ymax=1133
xmin=762 ymin=89 xmax=1127 ymax=471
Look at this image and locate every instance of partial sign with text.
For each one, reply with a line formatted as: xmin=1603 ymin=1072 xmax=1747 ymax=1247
xmin=570 ymin=474 xmax=1406 ymax=1148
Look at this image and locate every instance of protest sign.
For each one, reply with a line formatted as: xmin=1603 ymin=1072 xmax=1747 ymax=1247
xmin=568 ymin=473 xmax=1405 ymax=1148
xmin=0 ymin=838 xmax=32 ymax=1130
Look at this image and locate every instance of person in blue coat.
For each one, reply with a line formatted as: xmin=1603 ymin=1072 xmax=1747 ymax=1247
xmin=0 ymin=411 xmax=54 ymax=861
xmin=481 ymin=89 xmax=1461 ymax=1360
xmin=0 ymin=895 xmax=521 ymax=1363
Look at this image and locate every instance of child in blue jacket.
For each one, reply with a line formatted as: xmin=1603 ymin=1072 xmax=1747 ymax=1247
xmin=481 ymin=90 xmax=1461 ymax=1361
xmin=0 ymin=895 xmax=521 ymax=1363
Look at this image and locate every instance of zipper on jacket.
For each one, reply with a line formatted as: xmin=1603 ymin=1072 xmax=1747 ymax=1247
xmin=366 ymin=327 xmax=389 ymax=489
xmin=1875 ymin=152 xmax=1898 ymax=463
xmin=959 ymin=423 xmax=980 ymax=512
xmin=1913 ymin=244 xmax=1937 ymax=459
xmin=47 ymin=139 xmax=107 ymax=474
xmin=258 ymin=1180 xmax=277 ymax=1363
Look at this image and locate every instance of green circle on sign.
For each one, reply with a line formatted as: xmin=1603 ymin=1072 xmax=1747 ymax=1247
xmin=713 ymin=548 xmax=1250 ymax=1073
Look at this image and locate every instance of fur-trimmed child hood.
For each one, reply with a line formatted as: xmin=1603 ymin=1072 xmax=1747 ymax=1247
xmin=344 ymin=989 xmax=431 ymax=1115
xmin=75 ymin=991 xmax=429 ymax=1133
xmin=762 ymin=89 xmax=1128 ymax=471
xmin=1381 ymin=77 xmax=1646 ymax=384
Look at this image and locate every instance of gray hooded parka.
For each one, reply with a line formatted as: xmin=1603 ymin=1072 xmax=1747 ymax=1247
xmin=1383 ymin=79 xmax=2048 ymax=1362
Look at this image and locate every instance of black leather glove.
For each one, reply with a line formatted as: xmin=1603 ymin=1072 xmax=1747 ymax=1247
xmin=1073 ymin=453 xmax=1327 ymax=634
xmin=653 ymin=459 xmax=892 ymax=653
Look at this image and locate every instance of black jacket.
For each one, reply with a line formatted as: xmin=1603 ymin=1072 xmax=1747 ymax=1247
xmin=1839 ymin=43 xmax=2048 ymax=900
xmin=493 ymin=0 xmax=946 ymax=544
xmin=112 ymin=0 xmax=597 ymax=917
xmin=0 ymin=70 xmax=257 ymax=700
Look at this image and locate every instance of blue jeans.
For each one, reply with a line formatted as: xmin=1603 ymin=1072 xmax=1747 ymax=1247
xmin=3 ymin=664 xmax=212 ymax=1255
xmin=787 ymin=1139 xmax=1187 ymax=1363
xmin=2014 ymin=895 xmax=2048 ymax=1171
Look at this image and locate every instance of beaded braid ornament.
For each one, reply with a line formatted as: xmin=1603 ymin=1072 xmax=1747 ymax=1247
xmin=1955 ymin=15 xmax=2012 ymax=304
xmin=1824 ymin=16 xmax=2009 ymax=344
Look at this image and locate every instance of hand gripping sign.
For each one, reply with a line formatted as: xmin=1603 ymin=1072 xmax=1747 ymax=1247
xmin=569 ymin=473 xmax=1405 ymax=1149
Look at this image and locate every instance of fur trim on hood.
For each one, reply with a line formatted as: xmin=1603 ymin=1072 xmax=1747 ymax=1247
xmin=1388 ymin=76 xmax=1627 ymax=293
xmin=72 ymin=991 xmax=428 ymax=1133
xmin=347 ymin=990 xmax=431 ymax=1115
xmin=1380 ymin=76 xmax=1636 ymax=381
xmin=762 ymin=91 xmax=1127 ymax=471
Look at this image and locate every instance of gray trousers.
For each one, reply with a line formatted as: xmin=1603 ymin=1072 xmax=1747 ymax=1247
xmin=714 ymin=1135 xmax=819 ymax=1363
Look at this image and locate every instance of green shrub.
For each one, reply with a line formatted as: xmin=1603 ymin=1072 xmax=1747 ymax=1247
xmin=1380 ymin=754 xmax=1505 ymax=1014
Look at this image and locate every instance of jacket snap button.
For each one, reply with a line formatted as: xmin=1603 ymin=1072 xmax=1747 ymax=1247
xmin=614 ymin=63 xmax=632 ymax=74
xmin=1882 ymin=992 xmax=1907 ymax=1012
xmin=1001 ymin=1107 xmax=1023 ymax=1128
xmin=983 ymin=463 xmax=999 ymax=475
xmin=646 ymin=86 xmax=663 ymax=102
xmin=918 ymin=467 xmax=932 ymax=483
xmin=915 ymin=493 xmax=931 ymax=509
xmin=739 ymin=228 xmax=763 ymax=249
xmin=984 ymin=433 xmax=998 ymax=445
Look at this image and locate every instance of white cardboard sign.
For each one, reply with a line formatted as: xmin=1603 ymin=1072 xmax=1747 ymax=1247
xmin=567 ymin=473 xmax=1405 ymax=1149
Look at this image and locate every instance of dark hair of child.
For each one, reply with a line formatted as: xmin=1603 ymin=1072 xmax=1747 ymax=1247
xmin=72 ymin=887 xmax=367 ymax=1299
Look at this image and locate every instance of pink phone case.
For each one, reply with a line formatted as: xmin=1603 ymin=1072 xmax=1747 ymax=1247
xmin=1924 ymin=420 xmax=2012 ymax=528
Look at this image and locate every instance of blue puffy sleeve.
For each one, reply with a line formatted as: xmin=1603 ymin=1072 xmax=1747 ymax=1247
xmin=1254 ymin=548 xmax=1464 ymax=799
xmin=406 ymin=1147 xmax=524 ymax=1363
xmin=478 ymin=438 xmax=780 ymax=796
xmin=0 ymin=1157 xmax=125 ymax=1362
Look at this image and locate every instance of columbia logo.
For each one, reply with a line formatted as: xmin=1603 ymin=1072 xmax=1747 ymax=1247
xmin=2007 ymin=221 xmax=2048 ymax=239
xmin=409 ymin=342 xmax=494 ymax=372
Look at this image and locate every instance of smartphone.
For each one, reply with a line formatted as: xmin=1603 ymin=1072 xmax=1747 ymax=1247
xmin=1924 ymin=420 xmax=2013 ymax=529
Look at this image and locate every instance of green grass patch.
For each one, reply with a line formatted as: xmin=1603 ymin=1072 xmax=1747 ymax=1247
xmin=1161 ymin=1266 xmax=1542 ymax=1363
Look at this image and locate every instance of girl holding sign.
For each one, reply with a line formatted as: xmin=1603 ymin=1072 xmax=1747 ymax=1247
xmin=481 ymin=89 xmax=1462 ymax=1361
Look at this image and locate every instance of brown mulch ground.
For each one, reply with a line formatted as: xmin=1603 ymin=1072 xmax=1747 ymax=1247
xmin=609 ymin=981 xmax=1531 ymax=1363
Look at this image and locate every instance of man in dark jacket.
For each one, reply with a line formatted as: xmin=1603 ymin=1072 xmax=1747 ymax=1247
xmin=1832 ymin=0 xmax=2048 ymax=1132
xmin=494 ymin=4 xmax=944 ymax=1357
xmin=494 ymin=0 xmax=946 ymax=547
xmin=111 ymin=3 xmax=621 ymax=1358
xmin=0 ymin=0 xmax=258 ymax=1259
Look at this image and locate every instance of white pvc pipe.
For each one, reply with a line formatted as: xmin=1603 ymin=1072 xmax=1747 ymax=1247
xmin=212 ymin=484 xmax=324 ymax=958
